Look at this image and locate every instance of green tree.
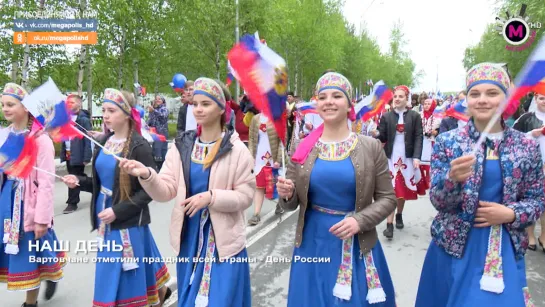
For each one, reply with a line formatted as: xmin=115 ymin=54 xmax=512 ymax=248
xmin=1 ymin=0 xmax=417 ymax=104
xmin=463 ymin=0 xmax=544 ymax=78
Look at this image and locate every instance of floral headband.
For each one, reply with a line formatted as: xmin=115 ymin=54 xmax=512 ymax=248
xmin=103 ymin=88 xmax=142 ymax=134
xmin=193 ymin=78 xmax=226 ymax=109
xmin=103 ymin=88 xmax=131 ymax=115
xmin=2 ymin=83 xmax=27 ymax=101
xmin=316 ymin=72 xmax=353 ymax=102
xmin=466 ymin=63 xmax=511 ymax=94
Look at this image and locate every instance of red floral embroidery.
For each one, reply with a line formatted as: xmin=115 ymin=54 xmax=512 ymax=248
xmin=394 ymin=157 xmax=407 ymax=170
xmin=261 ymin=151 xmax=272 ymax=166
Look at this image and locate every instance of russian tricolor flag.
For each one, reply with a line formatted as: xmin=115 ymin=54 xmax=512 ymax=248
xmin=0 ymin=131 xmax=38 ymax=178
xmin=226 ymin=61 xmax=236 ymax=87
xmin=228 ymin=34 xmax=288 ymax=144
xmin=354 ymin=81 xmax=392 ymax=122
xmin=22 ymin=78 xmax=82 ymax=142
xmin=295 ymin=101 xmax=318 ymax=116
xmin=148 ymin=127 xmax=166 ymax=142
xmin=432 ymin=102 xmax=448 ymax=119
xmin=445 ymin=99 xmax=469 ymax=122
xmin=503 ymin=37 xmax=545 ymax=118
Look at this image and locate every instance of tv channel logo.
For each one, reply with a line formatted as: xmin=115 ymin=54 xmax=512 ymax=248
xmin=495 ymin=4 xmax=541 ymax=51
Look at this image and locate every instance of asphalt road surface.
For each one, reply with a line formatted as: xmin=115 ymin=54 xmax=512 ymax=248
xmin=1 ymin=182 xmax=544 ymax=307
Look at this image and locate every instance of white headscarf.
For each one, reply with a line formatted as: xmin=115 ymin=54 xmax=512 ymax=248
xmin=529 ymin=94 xmax=545 ymax=123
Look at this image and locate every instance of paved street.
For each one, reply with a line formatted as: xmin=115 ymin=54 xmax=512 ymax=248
xmin=1 ymin=181 xmax=544 ymax=306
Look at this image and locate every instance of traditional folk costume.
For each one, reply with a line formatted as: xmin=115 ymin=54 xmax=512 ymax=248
xmin=377 ymin=86 xmax=425 ymax=200
xmin=249 ymin=113 xmax=283 ymax=199
xmin=174 ymin=132 xmax=251 ymax=307
xmin=416 ymin=63 xmax=542 ymax=307
xmin=353 ymin=116 xmax=378 ymax=136
xmin=282 ymin=73 xmax=396 ymax=307
xmin=419 ymin=100 xmax=440 ymax=191
xmin=78 ymin=89 xmax=170 ymax=307
xmin=139 ymin=78 xmax=254 ymax=307
xmin=0 ymin=83 xmax=66 ymax=292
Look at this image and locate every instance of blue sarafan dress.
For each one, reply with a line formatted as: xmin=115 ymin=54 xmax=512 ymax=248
xmin=287 ymin=133 xmax=396 ymax=307
xmin=176 ymin=138 xmax=251 ymax=307
xmin=92 ymin=138 xmax=171 ymax=307
xmin=416 ymin=139 xmax=535 ymax=307
xmin=0 ymin=176 xmax=66 ymax=291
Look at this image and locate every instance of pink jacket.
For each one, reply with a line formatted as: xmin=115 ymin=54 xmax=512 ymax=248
xmin=140 ymin=131 xmax=256 ymax=259
xmin=23 ymin=133 xmax=56 ymax=232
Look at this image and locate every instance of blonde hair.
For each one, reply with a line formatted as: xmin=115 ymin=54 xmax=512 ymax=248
xmin=118 ymin=90 xmax=136 ymax=202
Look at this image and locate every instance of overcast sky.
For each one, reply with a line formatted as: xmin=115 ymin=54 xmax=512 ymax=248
xmin=343 ymin=0 xmax=498 ymax=92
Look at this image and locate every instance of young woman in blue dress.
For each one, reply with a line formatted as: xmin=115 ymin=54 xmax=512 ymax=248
xmin=63 ymin=89 xmax=172 ymax=306
xmin=415 ymin=63 xmax=544 ymax=306
xmin=119 ymin=78 xmax=255 ymax=307
xmin=277 ymin=72 xmax=397 ymax=307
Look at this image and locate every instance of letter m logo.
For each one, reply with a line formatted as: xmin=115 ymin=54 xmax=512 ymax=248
xmin=508 ymin=24 xmax=524 ymax=38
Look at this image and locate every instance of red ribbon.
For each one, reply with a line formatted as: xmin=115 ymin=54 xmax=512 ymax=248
xmin=131 ymin=107 xmax=142 ymax=135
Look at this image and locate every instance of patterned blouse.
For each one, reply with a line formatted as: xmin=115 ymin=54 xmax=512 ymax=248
xmin=430 ymin=118 xmax=545 ymax=260
xmin=147 ymin=103 xmax=169 ymax=137
xmin=420 ymin=113 xmax=441 ymax=141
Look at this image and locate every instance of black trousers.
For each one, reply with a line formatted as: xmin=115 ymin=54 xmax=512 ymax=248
xmin=66 ymin=161 xmax=86 ymax=206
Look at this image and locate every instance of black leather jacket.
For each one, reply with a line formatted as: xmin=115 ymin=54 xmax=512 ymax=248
xmin=513 ymin=112 xmax=543 ymax=133
xmin=377 ymin=110 xmax=423 ymax=159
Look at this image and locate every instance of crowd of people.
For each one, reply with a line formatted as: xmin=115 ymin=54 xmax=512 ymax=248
xmin=0 ymin=61 xmax=543 ymax=307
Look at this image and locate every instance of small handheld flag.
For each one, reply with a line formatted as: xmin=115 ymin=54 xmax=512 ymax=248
xmin=148 ymin=127 xmax=166 ymax=142
xmin=445 ymin=99 xmax=469 ymax=122
xmin=228 ymin=34 xmax=288 ymax=144
xmin=21 ymin=78 xmax=83 ymax=142
xmin=354 ymin=81 xmax=392 ymax=122
xmin=503 ymin=37 xmax=545 ymax=118
xmin=0 ymin=132 xmax=38 ymax=178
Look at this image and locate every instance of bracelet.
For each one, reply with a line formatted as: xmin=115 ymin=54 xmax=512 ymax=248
xmin=139 ymin=168 xmax=152 ymax=180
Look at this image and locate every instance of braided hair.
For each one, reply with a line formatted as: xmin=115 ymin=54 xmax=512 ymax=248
xmin=118 ymin=90 xmax=136 ymax=202
xmin=26 ymin=113 xmax=35 ymax=131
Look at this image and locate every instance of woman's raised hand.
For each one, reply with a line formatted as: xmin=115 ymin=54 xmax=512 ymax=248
xmin=276 ymin=177 xmax=295 ymax=199
xmin=119 ymin=158 xmax=149 ymax=178
xmin=448 ymin=155 xmax=476 ymax=182
xmin=88 ymin=130 xmax=103 ymax=139
xmin=62 ymin=175 xmax=79 ymax=189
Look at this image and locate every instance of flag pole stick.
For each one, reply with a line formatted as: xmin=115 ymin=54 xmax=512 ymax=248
xmin=33 ymin=166 xmax=80 ymax=186
xmin=73 ymin=127 xmax=122 ymax=161
xmin=73 ymin=121 xmax=92 ymax=134
xmin=280 ymin=142 xmax=288 ymax=201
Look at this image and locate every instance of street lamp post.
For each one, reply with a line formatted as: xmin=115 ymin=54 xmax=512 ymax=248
xmin=436 ymin=56 xmax=439 ymax=94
